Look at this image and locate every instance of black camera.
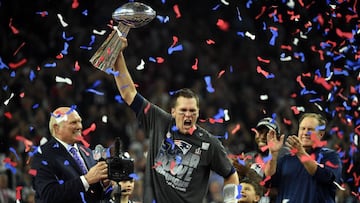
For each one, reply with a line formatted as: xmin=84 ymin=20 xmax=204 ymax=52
xmin=106 ymin=137 xmax=134 ymax=182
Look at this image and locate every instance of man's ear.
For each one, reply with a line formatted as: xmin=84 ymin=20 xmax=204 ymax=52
xmin=254 ymin=194 xmax=261 ymax=202
xmin=171 ymin=108 xmax=175 ymax=117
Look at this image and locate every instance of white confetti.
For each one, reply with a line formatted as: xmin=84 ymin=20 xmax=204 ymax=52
xmin=102 ymin=115 xmax=108 ymax=123
xmin=93 ymin=29 xmax=106 ymax=35
xmin=57 ymin=14 xmax=68 ymax=27
xmin=55 ymin=76 xmax=72 ymax=85
xmin=220 ymin=0 xmax=229 ymax=6
xmin=280 ymin=56 xmax=292 ymax=61
xmin=245 ymin=31 xmax=256 ymax=40
xmin=223 ymin=109 xmax=230 ymax=121
xmin=260 ymin=94 xmax=268 ymax=100
xmin=136 ymin=59 xmax=145 ymax=70
xmin=4 ymin=92 xmax=14 ymax=105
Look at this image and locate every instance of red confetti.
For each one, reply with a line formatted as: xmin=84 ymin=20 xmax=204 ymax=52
xmin=72 ymin=0 xmax=79 ymax=9
xmin=353 ymin=172 xmax=360 ymax=187
xmin=156 ymin=57 xmax=164 ymax=63
xmin=217 ymin=70 xmax=225 ymax=78
xmin=144 ymin=103 xmax=151 ymax=114
xmin=255 ymin=6 xmax=266 ymax=20
xmin=171 ymin=36 xmax=179 ymax=47
xmin=299 ymin=154 xmax=315 ymax=163
xmin=56 ymin=53 xmax=64 ymax=59
xmin=335 ymin=28 xmax=354 ymax=39
xmin=3 ymin=157 xmax=17 ymax=167
xmin=82 ymin=123 xmax=96 ymax=136
xmin=257 ymin=56 xmax=270 ymax=63
xmin=15 ymin=135 xmax=33 ymax=152
xmin=325 ymin=160 xmax=339 ymax=169
xmin=192 ymin=58 xmax=198 ymax=70
xmin=74 ymin=60 xmax=80 ymax=71
xmin=13 ymin=42 xmax=25 ymax=56
xmin=283 ymin=118 xmax=292 ymax=125
xmin=28 ymin=168 xmax=37 ymax=176
xmin=281 ymin=45 xmax=292 ymax=51
xmin=206 ymin=39 xmax=215 ymax=44
xmin=231 ymin=124 xmax=241 ymax=135
xmin=152 ymin=161 xmax=162 ymax=169
xmin=216 ymin=19 xmax=230 ymax=31
xmin=260 ymin=176 xmax=271 ymax=186
xmin=4 ymin=112 xmax=12 ymax=119
xmin=256 ymin=65 xmax=270 ymax=78
xmin=173 ymin=4 xmax=181 ymax=18
xmin=9 ymin=18 xmax=19 ymax=34
xmin=314 ymin=75 xmax=333 ymax=91
xmin=79 ymin=145 xmax=90 ymax=157
xmin=290 ymin=106 xmax=301 ymax=115
xmin=170 ymin=160 xmax=176 ymax=175
xmin=9 ymin=58 xmax=27 ymax=69
xmin=76 ymin=136 xmax=90 ymax=148
xmin=188 ymin=126 xmax=196 ymax=135
xmin=16 ymin=186 xmax=23 ymax=200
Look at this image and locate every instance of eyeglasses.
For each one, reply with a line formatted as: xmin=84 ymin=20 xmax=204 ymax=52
xmin=177 ymin=109 xmax=198 ymax=116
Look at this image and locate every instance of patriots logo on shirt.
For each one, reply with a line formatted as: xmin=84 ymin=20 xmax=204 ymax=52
xmin=174 ymin=140 xmax=192 ymax=155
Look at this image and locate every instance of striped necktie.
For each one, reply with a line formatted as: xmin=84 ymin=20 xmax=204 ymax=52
xmin=69 ymin=146 xmax=88 ymax=175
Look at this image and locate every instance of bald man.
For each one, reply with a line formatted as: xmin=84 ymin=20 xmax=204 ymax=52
xmin=31 ymin=106 xmax=110 ymax=203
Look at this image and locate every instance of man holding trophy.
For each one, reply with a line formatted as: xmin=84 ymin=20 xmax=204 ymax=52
xmin=89 ymin=2 xmax=240 ymax=203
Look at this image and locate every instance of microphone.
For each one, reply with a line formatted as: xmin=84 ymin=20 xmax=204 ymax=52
xmin=114 ymin=137 xmax=122 ymax=158
xmin=93 ymin=144 xmax=106 ymax=161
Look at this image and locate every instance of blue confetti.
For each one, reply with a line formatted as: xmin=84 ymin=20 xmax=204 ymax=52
xmin=5 ymin=163 xmax=16 ymax=174
xmin=236 ymin=185 xmax=242 ymax=199
xmin=0 ymin=57 xmax=9 ymax=69
xmin=269 ymin=28 xmax=278 ymax=46
xmin=236 ymin=32 xmax=245 ymax=37
xmin=114 ymin=95 xmax=124 ymax=103
xmin=79 ymin=46 xmax=92 ymax=50
xmin=89 ymin=35 xmax=95 ymax=46
xmin=44 ymin=62 xmax=57 ymax=68
xmin=80 ymin=192 xmax=86 ymax=203
xmin=171 ymin=125 xmax=179 ymax=132
xmin=168 ymin=44 xmax=183 ymax=55
xmin=105 ymin=68 xmax=119 ymax=76
xmin=148 ymin=57 xmax=156 ymax=62
xmin=64 ymin=160 xmax=70 ymax=165
xmin=82 ymin=9 xmax=88 ymax=16
xmin=58 ymin=180 xmax=64 ymax=184
xmin=246 ymin=0 xmax=253 ymax=8
xmin=213 ymin=108 xmax=225 ymax=120
xmin=156 ymin=15 xmax=169 ymax=23
xmin=212 ymin=4 xmax=221 ymax=11
xmin=86 ymin=88 xmax=104 ymax=95
xmin=129 ymin=173 xmax=139 ymax=180
xmin=61 ymin=42 xmax=69 ymax=55
xmin=41 ymin=160 xmax=48 ymax=165
xmin=29 ymin=70 xmax=36 ymax=81
xmin=204 ymin=76 xmax=215 ymax=93
xmin=9 ymin=147 xmax=20 ymax=160
xmin=166 ymin=137 xmax=175 ymax=150
xmin=62 ymin=32 xmax=74 ymax=41
xmin=32 ymin=103 xmax=40 ymax=109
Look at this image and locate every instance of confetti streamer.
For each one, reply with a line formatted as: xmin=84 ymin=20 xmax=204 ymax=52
xmin=204 ymin=76 xmax=215 ymax=93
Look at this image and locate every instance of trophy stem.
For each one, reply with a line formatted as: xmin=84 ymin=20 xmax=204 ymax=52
xmin=89 ymin=24 xmax=130 ymax=71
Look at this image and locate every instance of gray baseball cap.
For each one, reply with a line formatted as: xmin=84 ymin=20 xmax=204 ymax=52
xmin=256 ymin=117 xmax=280 ymax=135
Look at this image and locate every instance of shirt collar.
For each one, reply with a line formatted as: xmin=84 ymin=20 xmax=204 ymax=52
xmin=53 ymin=136 xmax=79 ymax=151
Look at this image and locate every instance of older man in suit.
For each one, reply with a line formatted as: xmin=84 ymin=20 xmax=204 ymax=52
xmin=31 ymin=106 xmax=110 ymax=203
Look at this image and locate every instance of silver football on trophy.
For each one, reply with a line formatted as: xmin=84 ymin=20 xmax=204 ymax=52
xmin=90 ymin=2 xmax=156 ymax=71
xmin=112 ymin=2 xmax=156 ymax=28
